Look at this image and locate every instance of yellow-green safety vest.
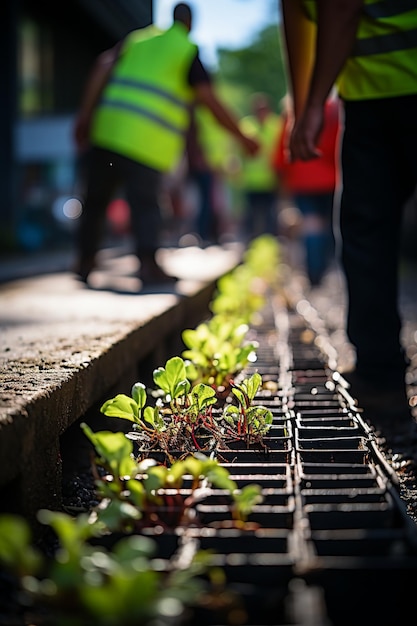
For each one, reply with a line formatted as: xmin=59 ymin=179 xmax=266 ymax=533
xmin=302 ymin=0 xmax=417 ymax=100
xmin=239 ymin=113 xmax=282 ymax=191
xmin=194 ymin=106 xmax=232 ymax=171
xmin=91 ymin=22 xmax=197 ymax=171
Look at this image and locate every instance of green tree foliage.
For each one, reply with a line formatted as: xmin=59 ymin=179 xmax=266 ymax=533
xmin=215 ymin=24 xmax=288 ymax=116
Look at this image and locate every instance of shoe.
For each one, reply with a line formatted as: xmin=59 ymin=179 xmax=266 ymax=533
xmin=138 ymin=257 xmax=178 ymax=286
xmin=342 ymin=369 xmax=408 ymax=409
xmin=73 ymin=258 xmax=95 ymax=284
xmin=340 ymin=369 xmax=415 ymax=443
xmin=374 ymin=415 xmax=417 ymax=453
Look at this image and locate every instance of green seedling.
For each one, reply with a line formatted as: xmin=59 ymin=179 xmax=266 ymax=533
xmin=101 ymin=382 xmax=166 ymax=433
xmin=210 ymin=234 xmax=282 ymax=323
xmin=231 ymin=483 xmax=263 ymax=525
xmin=81 ymin=424 xmax=240 ymax=531
xmin=223 ymin=372 xmax=273 ymax=447
xmin=182 ymin=314 xmax=258 ymax=391
xmin=0 ymin=510 xmax=224 ymax=626
xmin=210 ymin=264 xmax=267 ymax=323
xmin=100 ymin=362 xmax=273 ymax=457
xmin=0 ymin=514 xmax=43 ymax=577
xmin=243 ymin=233 xmax=282 ymax=288
xmin=101 ymin=357 xmax=224 ymax=458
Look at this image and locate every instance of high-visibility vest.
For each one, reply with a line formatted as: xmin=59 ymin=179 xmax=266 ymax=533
xmin=239 ymin=112 xmax=283 ymax=191
xmin=302 ymin=0 xmax=417 ymax=100
xmin=91 ymin=22 xmax=197 ymax=171
xmin=194 ymin=106 xmax=232 ymax=171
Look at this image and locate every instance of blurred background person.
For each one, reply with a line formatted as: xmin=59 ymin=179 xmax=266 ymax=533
xmin=273 ymin=93 xmax=341 ymax=286
xmin=161 ymin=101 xmax=235 ymax=248
xmin=237 ymin=93 xmax=283 ymax=243
xmin=72 ymin=2 xmax=258 ymax=287
xmin=184 ymin=101 xmax=220 ymax=246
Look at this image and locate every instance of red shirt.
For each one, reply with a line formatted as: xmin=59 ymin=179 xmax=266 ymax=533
xmin=272 ymin=98 xmax=341 ymax=194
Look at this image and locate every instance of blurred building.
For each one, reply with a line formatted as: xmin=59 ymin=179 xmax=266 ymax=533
xmin=1 ymin=0 xmax=152 ymax=254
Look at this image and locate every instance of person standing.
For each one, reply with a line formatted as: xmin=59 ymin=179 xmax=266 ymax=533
xmin=238 ymin=93 xmax=283 ymax=242
xmin=279 ymin=0 xmax=417 ymax=438
xmin=273 ymin=93 xmax=341 ymax=286
xmin=73 ymin=2 xmax=258 ymax=286
xmin=184 ymin=101 xmax=218 ymax=245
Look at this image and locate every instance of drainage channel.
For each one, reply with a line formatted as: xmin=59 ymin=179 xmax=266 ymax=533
xmin=17 ymin=289 xmax=415 ymax=626
xmin=168 ymin=294 xmax=417 ymax=626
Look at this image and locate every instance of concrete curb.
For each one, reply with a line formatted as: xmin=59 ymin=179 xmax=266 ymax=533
xmin=0 ymin=244 xmax=243 ymax=524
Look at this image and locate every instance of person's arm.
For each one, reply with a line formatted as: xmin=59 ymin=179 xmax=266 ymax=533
xmin=307 ymin=0 xmax=363 ymax=108
xmin=194 ymin=82 xmax=259 ymax=156
xmin=73 ymin=41 xmax=123 ymax=152
xmin=281 ymin=0 xmax=363 ymax=161
xmin=280 ymin=0 xmax=316 ymax=119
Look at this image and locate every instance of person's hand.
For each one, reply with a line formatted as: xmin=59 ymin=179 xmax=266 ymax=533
xmin=289 ymin=103 xmax=324 ymax=161
xmin=241 ymin=134 xmax=260 ymax=156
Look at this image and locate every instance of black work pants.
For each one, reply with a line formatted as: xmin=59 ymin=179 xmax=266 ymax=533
xmin=244 ymin=190 xmax=278 ymax=242
xmin=76 ymin=147 xmax=163 ymax=263
xmin=340 ymin=94 xmax=417 ymax=385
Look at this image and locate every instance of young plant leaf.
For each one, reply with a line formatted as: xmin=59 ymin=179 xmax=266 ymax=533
xmin=153 ymin=356 xmax=190 ymax=399
xmin=100 ymin=394 xmax=140 ymax=423
xmin=131 ymin=382 xmax=147 ymax=408
xmin=81 ymin=423 xmax=138 ymax=478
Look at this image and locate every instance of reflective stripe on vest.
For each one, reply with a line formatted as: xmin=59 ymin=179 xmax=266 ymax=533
xmin=363 ymin=0 xmax=416 ymax=19
xmin=91 ymin=23 xmax=196 ymax=171
xmin=100 ymin=76 xmax=190 ymax=135
xmin=107 ymin=76 xmax=191 ymax=110
xmin=302 ymin=0 xmax=417 ymax=100
xmin=353 ymin=27 xmax=417 ymax=56
xmin=98 ymin=96 xmax=186 ymax=135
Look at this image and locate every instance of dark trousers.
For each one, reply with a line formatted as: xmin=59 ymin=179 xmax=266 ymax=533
xmin=189 ymin=170 xmax=216 ymax=241
xmin=340 ymin=95 xmax=417 ymax=385
xmin=295 ymin=192 xmax=335 ymax=285
xmin=244 ymin=190 xmax=278 ymax=241
xmin=76 ymin=147 xmax=163 ymax=263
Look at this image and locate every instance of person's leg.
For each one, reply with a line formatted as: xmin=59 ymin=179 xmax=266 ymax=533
xmin=125 ymin=158 xmax=177 ymax=284
xmin=74 ymin=147 xmax=121 ymax=281
xmin=296 ymin=194 xmax=334 ymax=285
xmin=262 ymin=191 xmax=279 ymax=237
xmin=244 ymin=191 xmax=277 ymax=241
xmin=314 ymin=192 xmax=336 ymax=267
xmin=194 ymin=170 xmax=215 ymax=243
xmin=341 ymin=98 xmax=416 ymax=388
xmin=242 ymin=192 xmax=256 ymax=242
